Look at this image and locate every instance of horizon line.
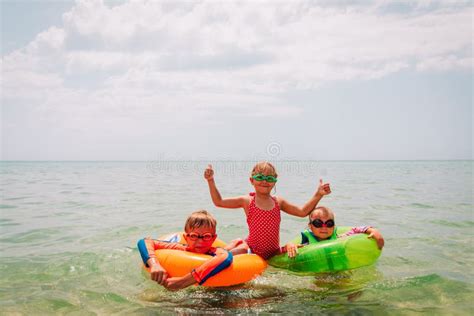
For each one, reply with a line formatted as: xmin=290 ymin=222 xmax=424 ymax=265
xmin=1 ymin=159 xmax=473 ymax=163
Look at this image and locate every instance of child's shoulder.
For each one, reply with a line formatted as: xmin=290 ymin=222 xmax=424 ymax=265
xmin=274 ymin=195 xmax=286 ymax=203
xmin=241 ymin=193 xmax=254 ymax=201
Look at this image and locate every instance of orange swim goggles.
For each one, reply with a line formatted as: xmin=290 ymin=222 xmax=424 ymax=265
xmin=185 ymin=233 xmax=216 ymax=241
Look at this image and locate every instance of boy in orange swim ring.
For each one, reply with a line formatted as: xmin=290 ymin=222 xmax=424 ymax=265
xmin=137 ymin=210 xmax=232 ymax=290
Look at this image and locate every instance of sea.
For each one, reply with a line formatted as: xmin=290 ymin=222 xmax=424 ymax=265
xmin=0 ymin=160 xmax=472 ymax=315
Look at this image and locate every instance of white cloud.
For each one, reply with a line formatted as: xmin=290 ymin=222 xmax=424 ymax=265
xmin=416 ymin=55 xmax=473 ymax=72
xmin=1 ymin=0 xmax=472 ymax=131
xmin=1 ymin=70 xmax=63 ymax=99
xmin=65 ymin=51 xmax=139 ymax=73
xmin=6 ymin=1 xmax=470 ymax=77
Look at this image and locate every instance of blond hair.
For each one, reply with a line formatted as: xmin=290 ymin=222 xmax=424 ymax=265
xmin=184 ymin=210 xmax=217 ymax=232
xmin=309 ymin=206 xmax=335 ymax=221
xmin=251 ymin=161 xmax=278 ymax=177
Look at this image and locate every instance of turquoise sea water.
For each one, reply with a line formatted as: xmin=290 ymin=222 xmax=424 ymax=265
xmin=0 ymin=161 xmax=472 ymax=315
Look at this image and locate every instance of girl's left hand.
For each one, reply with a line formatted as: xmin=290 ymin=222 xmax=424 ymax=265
xmin=285 ymin=243 xmax=304 ymax=258
xmin=368 ymin=229 xmax=385 ymax=249
xmin=286 ymin=243 xmax=298 ymax=258
xmin=317 ymin=179 xmax=331 ymax=196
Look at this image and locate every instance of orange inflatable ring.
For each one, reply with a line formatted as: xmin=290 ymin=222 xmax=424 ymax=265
xmin=144 ymin=232 xmax=267 ymax=287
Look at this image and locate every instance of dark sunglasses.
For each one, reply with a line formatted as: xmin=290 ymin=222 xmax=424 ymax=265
xmin=185 ymin=233 xmax=216 ymax=241
xmin=252 ymin=174 xmax=278 ymax=183
xmin=310 ymin=219 xmax=335 ymax=228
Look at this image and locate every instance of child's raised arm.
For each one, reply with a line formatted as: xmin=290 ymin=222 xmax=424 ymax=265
xmin=204 ymin=164 xmax=248 ymax=209
xmin=278 ymin=179 xmax=331 ymax=217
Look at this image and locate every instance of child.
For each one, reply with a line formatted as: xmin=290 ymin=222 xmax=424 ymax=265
xmin=285 ymin=206 xmax=385 ymax=258
xmin=137 ymin=210 xmax=233 ymax=291
xmin=204 ymin=161 xmax=331 ymax=260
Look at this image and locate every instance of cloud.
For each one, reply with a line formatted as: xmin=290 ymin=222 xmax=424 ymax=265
xmin=416 ymin=55 xmax=473 ymax=72
xmin=1 ymin=0 xmax=472 ymax=123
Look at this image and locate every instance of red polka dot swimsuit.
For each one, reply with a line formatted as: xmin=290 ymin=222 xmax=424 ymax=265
xmin=245 ymin=192 xmax=281 ymax=259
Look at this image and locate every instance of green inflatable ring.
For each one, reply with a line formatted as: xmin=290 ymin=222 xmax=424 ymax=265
xmin=268 ymin=226 xmax=382 ymax=273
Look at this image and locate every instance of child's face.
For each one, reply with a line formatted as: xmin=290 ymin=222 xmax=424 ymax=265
xmin=308 ymin=212 xmax=335 ymax=240
xmin=249 ymin=168 xmax=277 ymax=194
xmin=184 ymin=226 xmax=217 ymax=254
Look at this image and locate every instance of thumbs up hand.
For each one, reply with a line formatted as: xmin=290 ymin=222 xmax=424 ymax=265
xmin=317 ymin=178 xmax=331 ymax=196
xmin=204 ymin=164 xmax=214 ymax=181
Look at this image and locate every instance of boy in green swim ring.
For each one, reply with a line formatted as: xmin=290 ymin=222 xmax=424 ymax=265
xmin=285 ymin=206 xmax=384 ymax=258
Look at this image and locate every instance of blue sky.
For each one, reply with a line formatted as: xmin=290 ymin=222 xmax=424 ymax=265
xmin=1 ymin=0 xmax=472 ymax=161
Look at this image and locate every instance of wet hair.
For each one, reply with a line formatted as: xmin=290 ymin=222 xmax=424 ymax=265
xmin=184 ymin=210 xmax=217 ymax=232
xmin=251 ymin=161 xmax=278 ymax=177
xmin=309 ymin=206 xmax=335 ymax=222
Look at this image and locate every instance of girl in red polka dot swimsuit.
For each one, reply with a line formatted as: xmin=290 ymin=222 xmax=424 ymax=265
xmin=204 ymin=161 xmax=331 ymax=260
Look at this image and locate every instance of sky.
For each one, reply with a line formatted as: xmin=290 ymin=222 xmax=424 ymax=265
xmin=1 ymin=0 xmax=472 ymax=161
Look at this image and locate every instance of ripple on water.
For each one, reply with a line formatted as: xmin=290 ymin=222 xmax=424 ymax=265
xmin=409 ymin=203 xmax=434 ymax=209
xmin=0 ymin=251 xmax=141 ymax=315
xmin=139 ymin=280 xmax=286 ymax=313
xmin=22 ymin=201 xmax=45 ymax=205
xmin=0 ymin=204 xmax=17 ymax=209
xmin=365 ymin=274 xmax=473 ymax=313
xmin=393 ymin=187 xmax=409 ymax=192
xmin=429 ymin=219 xmax=474 ymax=228
xmin=0 ymin=218 xmax=19 ymax=227
xmin=3 ymin=196 xmax=29 ymax=201
xmin=0 ymin=228 xmax=63 ymax=244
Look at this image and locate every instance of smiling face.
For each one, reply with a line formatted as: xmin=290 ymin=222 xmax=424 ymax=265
xmin=249 ymin=162 xmax=278 ymax=194
xmin=308 ymin=207 xmax=335 ymax=240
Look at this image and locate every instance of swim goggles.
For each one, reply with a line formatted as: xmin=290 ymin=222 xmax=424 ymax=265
xmin=185 ymin=232 xmax=216 ymax=241
xmin=252 ymin=174 xmax=278 ymax=183
xmin=310 ymin=219 xmax=335 ymax=228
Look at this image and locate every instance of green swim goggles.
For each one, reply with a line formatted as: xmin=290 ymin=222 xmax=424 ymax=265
xmin=252 ymin=174 xmax=278 ymax=183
